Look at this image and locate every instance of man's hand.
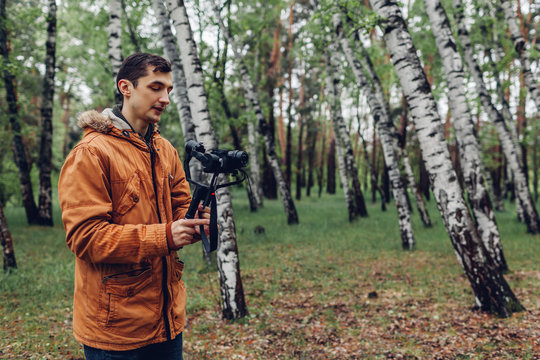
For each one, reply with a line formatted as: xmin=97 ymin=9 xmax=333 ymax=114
xmin=170 ymin=204 xmax=211 ymax=250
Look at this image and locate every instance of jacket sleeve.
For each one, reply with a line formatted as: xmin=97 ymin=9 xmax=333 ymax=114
xmin=170 ymin=149 xmax=192 ymax=221
xmin=59 ymin=144 xmax=170 ymax=264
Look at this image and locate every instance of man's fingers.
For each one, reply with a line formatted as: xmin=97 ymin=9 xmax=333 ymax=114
xmin=181 ymin=218 xmax=210 ymax=227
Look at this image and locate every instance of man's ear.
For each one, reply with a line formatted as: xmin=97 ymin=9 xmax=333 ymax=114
xmin=118 ymin=79 xmax=132 ymax=97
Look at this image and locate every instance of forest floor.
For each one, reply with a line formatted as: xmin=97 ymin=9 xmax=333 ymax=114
xmin=1 ymin=189 xmax=539 ymax=359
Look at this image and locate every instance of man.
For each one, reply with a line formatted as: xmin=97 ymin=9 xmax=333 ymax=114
xmin=58 ymin=53 xmax=209 ymax=359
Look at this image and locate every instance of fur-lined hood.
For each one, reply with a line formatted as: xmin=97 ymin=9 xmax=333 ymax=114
xmin=77 ymin=108 xmax=132 ymax=134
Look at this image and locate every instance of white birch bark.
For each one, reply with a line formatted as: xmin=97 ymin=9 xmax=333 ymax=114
xmin=335 ymin=120 xmax=355 ymax=220
xmin=247 ymin=120 xmax=264 ymax=207
xmin=325 ymin=47 xmax=368 ymax=219
xmin=152 ymin=0 xmax=202 ymax=183
xmin=210 ymin=0 xmax=299 ymax=224
xmin=399 ymin=146 xmax=432 ymax=227
xmin=500 ymin=0 xmax=540 ymax=110
xmin=425 ymin=0 xmax=507 ymax=271
xmin=334 ymin=13 xmax=414 ymax=247
xmin=453 ymin=0 xmax=540 ymax=234
xmin=370 ymin=0 xmax=522 ymax=317
xmin=108 ymin=0 xmax=123 ymax=104
xmin=167 ymin=0 xmax=248 ymax=319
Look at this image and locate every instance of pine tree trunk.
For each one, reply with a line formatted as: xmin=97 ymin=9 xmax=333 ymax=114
xmin=210 ymin=0 xmax=299 ymax=225
xmin=454 ymin=0 xmax=540 ymax=234
xmin=306 ymin=120 xmax=318 ymax=197
xmin=168 ymin=0 xmax=248 ymax=319
xmin=325 ymin=49 xmax=367 ymax=219
xmin=285 ymin=1 xmax=294 ymax=188
xmin=0 ymin=0 xmax=38 ymax=225
xmin=500 ymin=0 xmax=540 ymax=110
xmin=37 ymin=0 xmax=57 ymax=227
xmin=371 ymin=0 xmax=523 ymax=317
xmin=0 ymin=203 xmax=17 ymax=271
xmin=108 ymin=0 xmax=123 ymax=104
xmin=295 ymin=76 xmax=305 ymax=201
xmin=425 ymin=0 xmax=507 ymax=271
xmin=336 ymin=13 xmax=413 ymax=244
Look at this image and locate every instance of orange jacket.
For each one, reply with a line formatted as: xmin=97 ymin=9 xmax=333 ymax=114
xmin=58 ymin=108 xmax=191 ymax=351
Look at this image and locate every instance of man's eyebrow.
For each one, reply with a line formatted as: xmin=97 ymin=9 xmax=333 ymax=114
xmin=148 ymin=80 xmax=173 ymax=89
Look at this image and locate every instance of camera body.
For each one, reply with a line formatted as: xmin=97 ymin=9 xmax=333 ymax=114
xmin=183 ymin=140 xmax=249 ymax=253
xmin=185 ymin=140 xmax=248 ymax=174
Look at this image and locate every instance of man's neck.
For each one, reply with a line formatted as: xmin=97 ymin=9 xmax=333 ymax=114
xmin=119 ymin=105 xmax=149 ymax=137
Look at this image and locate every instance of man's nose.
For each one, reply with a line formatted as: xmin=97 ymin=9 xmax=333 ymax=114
xmin=159 ymin=90 xmax=170 ymax=105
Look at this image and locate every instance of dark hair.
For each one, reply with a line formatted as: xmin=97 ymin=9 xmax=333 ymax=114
xmin=116 ymin=53 xmax=172 ymax=94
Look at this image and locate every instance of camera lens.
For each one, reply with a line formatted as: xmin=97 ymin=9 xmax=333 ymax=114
xmin=227 ymin=150 xmax=249 ymax=168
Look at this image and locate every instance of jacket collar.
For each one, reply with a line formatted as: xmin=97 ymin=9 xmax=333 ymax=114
xmin=78 ymin=107 xmax=157 ymax=137
xmin=77 ymin=107 xmax=159 ymax=149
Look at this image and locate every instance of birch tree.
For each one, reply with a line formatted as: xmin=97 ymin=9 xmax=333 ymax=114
xmin=36 ymin=0 xmax=57 ymax=227
xmin=167 ymin=0 xmax=248 ymax=319
xmin=500 ymin=0 xmax=540 ymax=110
xmin=0 ymin=0 xmax=39 ymax=225
xmin=0 ymin=203 xmax=16 ymax=271
xmin=334 ymin=13 xmax=414 ymax=248
xmin=370 ymin=0 xmax=523 ymax=317
xmin=453 ymin=0 xmax=540 ymax=234
xmin=108 ymin=0 xmax=123 ymax=104
xmin=424 ymin=0 xmax=507 ymax=271
xmin=151 ymin=0 xmax=203 ymax=184
xmin=325 ymin=47 xmax=368 ymax=219
xmin=210 ymin=0 xmax=299 ymax=224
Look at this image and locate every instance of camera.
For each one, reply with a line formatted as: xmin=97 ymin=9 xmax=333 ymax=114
xmin=185 ymin=140 xmax=248 ymax=174
xmin=183 ymin=140 xmax=250 ymax=253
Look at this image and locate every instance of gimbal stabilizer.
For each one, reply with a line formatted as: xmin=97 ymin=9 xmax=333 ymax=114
xmin=183 ymin=140 xmax=249 ymax=252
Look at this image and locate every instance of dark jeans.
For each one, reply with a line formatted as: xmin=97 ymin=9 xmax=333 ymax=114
xmin=83 ymin=333 xmax=183 ymax=360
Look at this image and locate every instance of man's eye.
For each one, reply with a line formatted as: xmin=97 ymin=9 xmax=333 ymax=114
xmin=151 ymin=87 xmax=160 ymax=91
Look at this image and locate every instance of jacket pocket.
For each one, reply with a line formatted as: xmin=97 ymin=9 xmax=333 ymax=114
xmin=112 ymin=172 xmax=141 ymax=217
xmin=171 ymin=259 xmax=187 ymax=329
xmin=98 ymin=267 xmax=160 ymax=338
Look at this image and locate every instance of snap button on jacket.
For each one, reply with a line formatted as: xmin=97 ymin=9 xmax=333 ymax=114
xmin=58 ymin=110 xmax=191 ymax=351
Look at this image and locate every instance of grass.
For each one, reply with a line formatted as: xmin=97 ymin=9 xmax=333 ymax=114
xmin=1 ymin=187 xmax=539 ymax=359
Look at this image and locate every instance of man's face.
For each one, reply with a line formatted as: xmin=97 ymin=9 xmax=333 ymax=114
xmin=124 ymin=67 xmax=173 ymax=125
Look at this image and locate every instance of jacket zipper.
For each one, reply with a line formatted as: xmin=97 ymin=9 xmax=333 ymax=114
xmin=146 ymin=137 xmax=172 ymax=341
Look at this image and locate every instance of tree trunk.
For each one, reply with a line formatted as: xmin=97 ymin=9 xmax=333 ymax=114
xmin=121 ymin=0 xmax=141 ymax=52
xmin=326 ymin=130 xmax=336 ymax=195
xmin=500 ymin=0 xmax=540 ymax=110
xmin=305 ymin=118 xmax=318 ymax=197
xmin=371 ymin=0 xmax=523 ymax=317
xmin=168 ymin=0 xmax=248 ymax=319
xmin=295 ymin=75 xmax=305 ymax=201
xmin=247 ymin=120 xmax=264 ymax=208
xmin=359 ymin=132 xmax=386 ymax=212
xmin=454 ymin=0 xmax=540 ymax=234
xmin=36 ymin=0 xmax=57 ymax=227
xmin=335 ymin=13 xmax=413 ymax=245
xmin=0 ymin=0 xmax=39 ymax=225
xmin=108 ymin=0 xmax=123 ymax=104
xmin=285 ymin=1 xmax=294 ymax=188
xmin=400 ymin=147 xmax=432 ymax=227
xmin=325 ymin=48 xmax=368 ymax=219
xmin=153 ymin=0 xmax=202 ymax=186
xmin=210 ymin=0 xmax=298 ymax=225
xmin=0 ymin=203 xmax=16 ymax=271
xmin=425 ymin=0 xmax=507 ymax=271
